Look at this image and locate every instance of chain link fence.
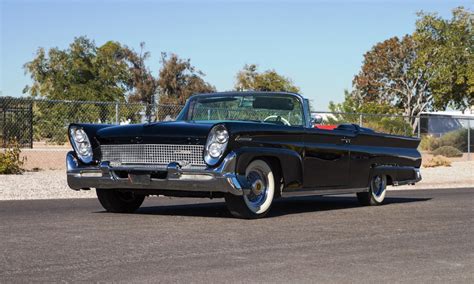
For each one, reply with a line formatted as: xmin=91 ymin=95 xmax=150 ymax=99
xmin=1 ymin=96 xmax=472 ymax=160
xmin=0 ymin=97 xmax=183 ymax=147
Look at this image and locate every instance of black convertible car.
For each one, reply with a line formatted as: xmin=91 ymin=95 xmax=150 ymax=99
xmin=67 ymin=92 xmax=422 ymax=218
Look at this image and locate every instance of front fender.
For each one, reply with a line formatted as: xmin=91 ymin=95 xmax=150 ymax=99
xmin=233 ymin=147 xmax=303 ymax=188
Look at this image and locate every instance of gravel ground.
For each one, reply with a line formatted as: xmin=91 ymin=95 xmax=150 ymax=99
xmin=0 ymin=171 xmax=95 ymax=200
xmin=396 ymin=161 xmax=474 ymax=190
xmin=1 ymin=161 xmax=472 ymax=200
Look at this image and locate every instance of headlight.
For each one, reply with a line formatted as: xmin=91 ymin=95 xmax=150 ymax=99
xmin=69 ymin=126 xmax=93 ymax=163
xmin=204 ymin=125 xmax=229 ymax=166
xmin=73 ymin=128 xmax=87 ymax=143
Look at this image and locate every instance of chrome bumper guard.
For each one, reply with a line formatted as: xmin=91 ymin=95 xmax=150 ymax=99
xmin=66 ymin=151 xmax=247 ymax=196
xmin=392 ymin=168 xmax=422 ymax=186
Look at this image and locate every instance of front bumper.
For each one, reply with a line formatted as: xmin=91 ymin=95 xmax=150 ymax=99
xmin=66 ymin=151 xmax=247 ymax=196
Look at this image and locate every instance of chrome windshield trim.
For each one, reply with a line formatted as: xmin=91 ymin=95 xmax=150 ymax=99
xmin=178 ymin=92 xmax=309 ymax=127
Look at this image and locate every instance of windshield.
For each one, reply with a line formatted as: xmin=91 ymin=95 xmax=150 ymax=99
xmin=186 ymin=94 xmax=304 ymax=126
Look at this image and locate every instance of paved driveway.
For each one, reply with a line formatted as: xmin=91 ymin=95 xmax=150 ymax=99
xmin=1 ymin=188 xmax=473 ymax=282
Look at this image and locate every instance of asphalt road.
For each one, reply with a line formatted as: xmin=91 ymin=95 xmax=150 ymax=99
xmin=0 ymin=188 xmax=473 ymax=283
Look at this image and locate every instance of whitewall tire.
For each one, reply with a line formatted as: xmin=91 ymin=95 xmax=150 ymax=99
xmin=357 ymin=174 xmax=387 ymax=206
xmin=225 ymin=159 xmax=277 ymax=219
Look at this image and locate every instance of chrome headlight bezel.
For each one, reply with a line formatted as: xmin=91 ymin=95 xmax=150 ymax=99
xmin=204 ymin=124 xmax=229 ymax=166
xmin=69 ymin=126 xmax=93 ymax=164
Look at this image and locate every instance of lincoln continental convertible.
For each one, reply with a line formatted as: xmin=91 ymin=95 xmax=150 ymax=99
xmin=67 ymin=92 xmax=422 ymax=218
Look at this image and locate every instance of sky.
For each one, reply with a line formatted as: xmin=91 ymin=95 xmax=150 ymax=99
xmin=0 ymin=0 xmax=471 ymax=110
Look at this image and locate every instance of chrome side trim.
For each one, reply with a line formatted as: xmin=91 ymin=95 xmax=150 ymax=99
xmin=282 ymin=187 xmax=368 ymax=198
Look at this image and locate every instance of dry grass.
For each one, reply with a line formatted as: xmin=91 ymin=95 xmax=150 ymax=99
xmin=422 ymin=156 xmax=452 ymax=168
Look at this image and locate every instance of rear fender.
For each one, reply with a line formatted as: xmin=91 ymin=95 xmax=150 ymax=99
xmin=370 ymin=165 xmax=420 ymax=186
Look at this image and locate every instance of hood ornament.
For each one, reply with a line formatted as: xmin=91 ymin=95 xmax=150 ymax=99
xmin=132 ymin=136 xmax=143 ymax=144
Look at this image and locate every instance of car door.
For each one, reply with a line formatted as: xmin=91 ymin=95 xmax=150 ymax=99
xmin=303 ymin=127 xmax=354 ymax=188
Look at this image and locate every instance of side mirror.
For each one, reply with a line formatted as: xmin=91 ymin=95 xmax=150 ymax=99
xmin=311 ymin=114 xmax=323 ymax=125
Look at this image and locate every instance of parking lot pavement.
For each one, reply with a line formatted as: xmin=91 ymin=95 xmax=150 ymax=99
xmin=0 ymin=188 xmax=473 ymax=282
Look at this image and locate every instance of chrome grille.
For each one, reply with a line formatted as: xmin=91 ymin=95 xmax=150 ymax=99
xmin=100 ymin=144 xmax=205 ymax=167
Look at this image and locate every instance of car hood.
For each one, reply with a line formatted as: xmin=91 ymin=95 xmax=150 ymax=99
xmin=96 ymin=121 xmax=213 ymax=145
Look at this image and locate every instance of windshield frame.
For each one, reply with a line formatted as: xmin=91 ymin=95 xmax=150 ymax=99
xmin=176 ymin=92 xmax=310 ymax=128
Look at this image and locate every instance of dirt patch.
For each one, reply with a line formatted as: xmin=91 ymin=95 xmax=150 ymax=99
xmin=20 ymin=149 xmax=70 ymax=171
xmin=421 ymin=152 xmax=472 ymax=162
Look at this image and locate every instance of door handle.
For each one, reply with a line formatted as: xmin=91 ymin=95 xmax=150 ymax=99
xmin=341 ymin=138 xmax=351 ymax=144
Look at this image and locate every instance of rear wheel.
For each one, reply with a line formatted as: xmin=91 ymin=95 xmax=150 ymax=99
xmin=96 ymin=188 xmax=145 ymax=213
xmin=357 ymin=174 xmax=387 ymax=206
xmin=225 ymin=159 xmax=277 ymax=219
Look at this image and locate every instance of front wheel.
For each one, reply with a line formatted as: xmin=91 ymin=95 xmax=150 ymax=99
xmin=225 ymin=159 xmax=277 ymax=219
xmin=357 ymin=175 xmax=387 ymax=206
xmin=96 ymin=188 xmax=145 ymax=213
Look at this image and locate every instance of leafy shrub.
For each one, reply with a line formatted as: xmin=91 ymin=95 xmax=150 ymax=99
xmin=431 ymin=146 xmax=463 ymax=157
xmin=420 ymin=128 xmax=472 ymax=152
xmin=0 ymin=141 xmax=25 ymax=174
xmin=422 ymin=156 xmax=452 ymax=168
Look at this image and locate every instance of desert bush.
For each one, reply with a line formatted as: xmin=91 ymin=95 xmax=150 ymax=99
xmin=0 ymin=141 xmax=25 ymax=174
xmin=431 ymin=146 xmax=463 ymax=157
xmin=419 ymin=135 xmax=439 ymax=151
xmin=420 ymin=128 xmax=472 ymax=152
xmin=422 ymin=156 xmax=452 ymax=168
xmin=437 ymin=129 xmax=469 ymax=151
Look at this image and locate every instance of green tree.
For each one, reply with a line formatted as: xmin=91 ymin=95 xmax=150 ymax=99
xmin=157 ymin=53 xmax=215 ymax=106
xmin=414 ymin=7 xmax=473 ymax=110
xmin=23 ymin=37 xmax=137 ymax=143
xmin=235 ymin=64 xmax=300 ymax=93
xmin=351 ymin=7 xmax=473 ymax=126
xmin=352 ymin=35 xmax=433 ymax=129
xmin=23 ymin=36 xmax=131 ymax=102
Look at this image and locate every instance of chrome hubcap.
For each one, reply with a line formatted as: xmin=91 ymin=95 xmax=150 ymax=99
xmin=251 ymin=179 xmax=265 ymax=195
xmin=246 ymin=170 xmax=268 ymax=207
xmin=372 ymin=175 xmax=385 ymax=197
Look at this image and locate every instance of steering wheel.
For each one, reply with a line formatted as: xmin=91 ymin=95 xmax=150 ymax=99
xmin=263 ymin=115 xmax=291 ymax=126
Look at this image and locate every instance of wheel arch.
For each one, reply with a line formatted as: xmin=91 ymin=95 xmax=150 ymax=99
xmin=234 ymin=147 xmax=303 ymax=189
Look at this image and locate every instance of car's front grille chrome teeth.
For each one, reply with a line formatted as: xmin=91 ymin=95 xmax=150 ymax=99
xmin=100 ymin=144 xmax=205 ymax=167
